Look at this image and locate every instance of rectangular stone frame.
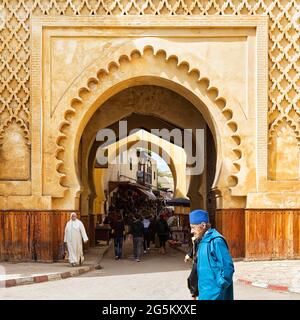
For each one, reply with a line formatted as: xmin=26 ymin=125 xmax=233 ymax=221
xmin=27 ymin=16 xmax=268 ymax=210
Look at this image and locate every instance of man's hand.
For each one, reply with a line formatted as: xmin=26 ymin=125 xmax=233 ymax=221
xmin=184 ymin=254 xmax=191 ymax=263
xmin=84 ymin=240 xmax=88 ymax=244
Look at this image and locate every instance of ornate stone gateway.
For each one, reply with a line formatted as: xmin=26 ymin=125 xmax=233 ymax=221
xmin=0 ymin=1 xmax=299 ymax=262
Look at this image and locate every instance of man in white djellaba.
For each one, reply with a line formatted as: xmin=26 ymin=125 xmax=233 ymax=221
xmin=64 ymin=212 xmax=89 ymax=267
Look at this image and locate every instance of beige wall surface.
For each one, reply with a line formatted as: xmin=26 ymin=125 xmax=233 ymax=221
xmin=50 ymin=35 xmax=249 ymax=118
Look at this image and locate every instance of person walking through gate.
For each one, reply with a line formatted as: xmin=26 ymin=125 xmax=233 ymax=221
xmin=188 ymin=209 xmax=234 ymax=300
xmin=142 ymin=214 xmax=151 ymax=253
xmin=111 ymin=212 xmax=125 ymax=260
xmin=129 ymin=214 xmax=144 ymax=262
xmin=64 ymin=212 xmax=89 ymax=267
xmin=149 ymin=214 xmax=157 ymax=246
xmin=156 ymin=213 xmax=169 ymax=254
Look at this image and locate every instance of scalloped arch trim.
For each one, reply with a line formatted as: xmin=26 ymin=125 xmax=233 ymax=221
xmin=269 ymin=116 xmax=300 ymax=147
xmin=56 ymin=46 xmax=242 ymax=190
xmin=0 ymin=116 xmax=30 ymax=147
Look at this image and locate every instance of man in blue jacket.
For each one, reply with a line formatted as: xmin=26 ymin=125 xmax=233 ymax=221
xmin=189 ymin=209 xmax=234 ymax=300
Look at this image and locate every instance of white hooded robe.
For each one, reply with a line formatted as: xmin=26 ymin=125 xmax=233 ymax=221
xmin=64 ymin=218 xmax=88 ymax=264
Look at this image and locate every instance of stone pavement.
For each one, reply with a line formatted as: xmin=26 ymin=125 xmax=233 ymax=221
xmin=1 ymin=240 xmax=300 ymax=296
xmin=175 ymin=244 xmax=300 ymax=294
xmin=234 ymin=260 xmax=300 ymax=294
xmin=1 ymin=241 xmax=299 ymax=300
xmin=0 ymin=245 xmax=109 ymax=288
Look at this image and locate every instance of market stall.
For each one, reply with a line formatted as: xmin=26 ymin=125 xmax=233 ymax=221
xmin=166 ymin=197 xmax=190 ymax=247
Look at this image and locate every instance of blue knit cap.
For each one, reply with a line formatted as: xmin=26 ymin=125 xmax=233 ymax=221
xmin=189 ymin=209 xmax=209 ymax=224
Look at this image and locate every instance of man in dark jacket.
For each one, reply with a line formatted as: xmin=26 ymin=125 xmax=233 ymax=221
xmin=156 ymin=213 xmax=169 ymax=254
xmin=129 ymin=214 xmax=144 ymax=262
xmin=111 ymin=213 xmax=125 ymax=260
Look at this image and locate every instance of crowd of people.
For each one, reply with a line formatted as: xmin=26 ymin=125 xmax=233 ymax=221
xmin=107 ymin=209 xmax=171 ymax=262
xmin=101 ymin=185 xmax=175 ymax=262
xmin=110 ymin=185 xmax=166 ymax=219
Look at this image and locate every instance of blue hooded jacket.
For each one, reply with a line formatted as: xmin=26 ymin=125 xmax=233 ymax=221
xmin=197 ymin=228 xmax=234 ymax=300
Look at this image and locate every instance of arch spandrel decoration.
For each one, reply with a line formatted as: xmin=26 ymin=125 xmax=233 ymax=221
xmin=48 ymin=45 xmax=251 ymax=209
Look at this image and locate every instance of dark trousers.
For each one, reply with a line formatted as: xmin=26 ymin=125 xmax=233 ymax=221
xmin=133 ymin=237 xmax=143 ymax=260
xmin=114 ymin=236 xmax=123 ymax=258
xmin=143 ymin=229 xmax=150 ymax=250
xmin=158 ymin=235 xmax=168 ymax=248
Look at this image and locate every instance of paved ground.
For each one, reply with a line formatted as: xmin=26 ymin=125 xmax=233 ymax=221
xmin=0 ymin=239 xmax=299 ymax=300
xmin=0 ymin=245 xmax=108 ymax=287
xmin=234 ymin=260 xmax=300 ymax=292
xmin=178 ymin=244 xmax=300 ymax=293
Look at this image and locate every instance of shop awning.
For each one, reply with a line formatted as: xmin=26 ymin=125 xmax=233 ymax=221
xmin=109 ymin=181 xmax=157 ymax=200
xmin=166 ymin=197 xmax=190 ymax=207
xmin=137 ymin=187 xmax=157 ymax=200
